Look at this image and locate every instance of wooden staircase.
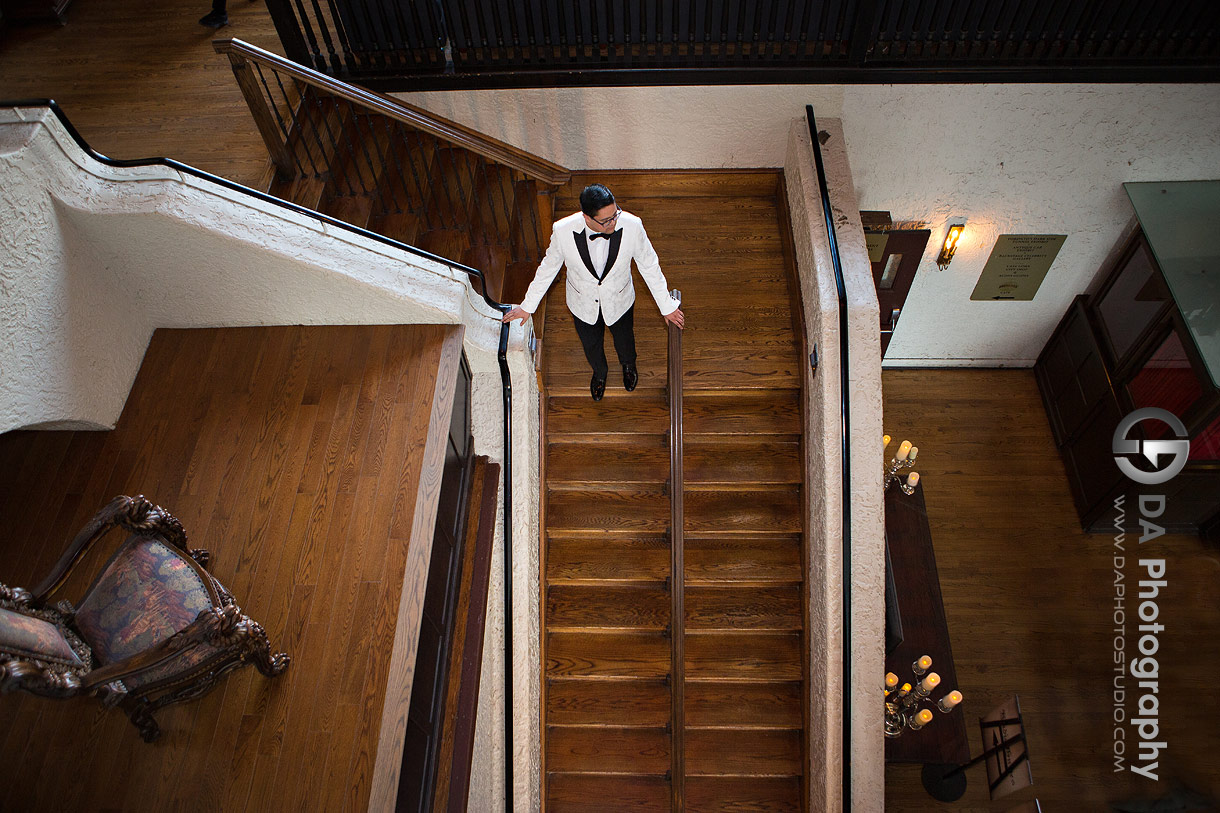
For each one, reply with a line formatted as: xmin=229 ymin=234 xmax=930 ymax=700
xmin=220 ymin=44 xmax=809 ymax=804
xmin=542 ymin=172 xmax=807 ymax=812
xmin=262 ymin=97 xmax=555 ymax=304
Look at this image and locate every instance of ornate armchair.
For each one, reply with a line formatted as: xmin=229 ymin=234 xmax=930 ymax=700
xmin=0 ymin=495 xmax=289 ymax=741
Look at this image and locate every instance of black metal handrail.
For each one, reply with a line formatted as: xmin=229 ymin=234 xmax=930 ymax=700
xmin=805 ymin=104 xmax=853 ymax=810
xmin=2 ymin=98 xmax=518 ymax=813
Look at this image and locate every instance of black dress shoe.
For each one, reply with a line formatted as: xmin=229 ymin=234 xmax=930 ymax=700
xmin=199 ymin=9 xmax=228 ymax=26
xmin=591 ymin=376 xmax=606 ymax=401
xmin=623 ymin=364 xmax=638 ymax=392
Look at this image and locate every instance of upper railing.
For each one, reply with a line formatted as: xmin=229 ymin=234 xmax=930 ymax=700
xmin=215 ymin=38 xmax=566 ymax=306
xmin=215 ymin=39 xmax=569 ymax=185
xmin=262 ymin=0 xmax=1220 ymax=89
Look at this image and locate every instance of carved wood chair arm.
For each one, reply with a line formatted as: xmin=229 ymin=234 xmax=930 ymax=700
xmin=78 ymin=604 xmax=239 ymax=693
xmin=31 ymin=496 xmax=191 ymax=603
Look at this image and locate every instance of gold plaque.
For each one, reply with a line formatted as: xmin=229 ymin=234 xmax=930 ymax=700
xmin=865 ymin=232 xmax=890 ymax=263
xmin=970 ymin=234 xmax=1067 ymax=301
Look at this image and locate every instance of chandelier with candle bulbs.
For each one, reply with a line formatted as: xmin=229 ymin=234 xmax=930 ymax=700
xmin=884 ymin=655 xmax=963 ymax=737
xmin=883 ymin=435 xmax=920 ymax=495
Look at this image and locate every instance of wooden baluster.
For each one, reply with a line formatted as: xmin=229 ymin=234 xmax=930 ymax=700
xmin=223 ymin=51 xmax=297 ymax=182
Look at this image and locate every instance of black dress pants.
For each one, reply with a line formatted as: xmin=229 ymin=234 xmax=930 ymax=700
xmin=573 ymin=306 xmax=636 ymax=381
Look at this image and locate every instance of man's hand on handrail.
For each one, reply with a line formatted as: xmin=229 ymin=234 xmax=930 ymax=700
xmin=502 ymin=305 xmax=530 ymax=325
xmin=664 ymin=308 xmax=685 ymax=329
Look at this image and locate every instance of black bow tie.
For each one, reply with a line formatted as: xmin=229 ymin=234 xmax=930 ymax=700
xmin=589 ymin=231 xmax=613 ymax=241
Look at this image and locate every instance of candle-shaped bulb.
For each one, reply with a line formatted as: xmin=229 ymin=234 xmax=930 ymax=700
xmin=909 ymin=708 xmax=935 ymax=730
xmin=897 ymin=682 xmax=912 ymax=698
xmin=938 ymin=690 xmax=963 ymax=712
xmin=883 ymin=434 xmax=891 ymax=448
xmin=885 ymin=672 xmax=899 ymax=689
xmin=908 ymin=446 xmax=918 ymax=461
xmin=912 ymin=655 xmax=932 ymax=676
xmin=920 ymin=672 xmax=941 ymax=693
xmin=896 ymin=440 xmax=912 ymax=461
xmin=907 ymin=472 xmax=920 ymax=488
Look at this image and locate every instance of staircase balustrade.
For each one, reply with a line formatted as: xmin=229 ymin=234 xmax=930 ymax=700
xmin=666 ymin=289 xmax=685 ymax=809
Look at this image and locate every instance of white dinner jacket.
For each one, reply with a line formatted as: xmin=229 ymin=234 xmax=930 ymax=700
xmin=519 ymin=210 xmax=679 ymax=326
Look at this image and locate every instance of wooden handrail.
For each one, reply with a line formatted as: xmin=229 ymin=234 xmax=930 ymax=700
xmin=666 ymin=290 xmax=685 ymax=810
xmin=213 ymin=38 xmax=571 ymax=187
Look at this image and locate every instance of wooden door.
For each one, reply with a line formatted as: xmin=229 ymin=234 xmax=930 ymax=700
xmin=872 ymin=230 xmax=930 ymax=357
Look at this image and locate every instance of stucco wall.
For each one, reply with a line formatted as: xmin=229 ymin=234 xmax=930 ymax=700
xmin=396 ymin=83 xmax=1220 ymax=366
xmin=785 ymin=116 xmax=887 ymax=812
xmin=0 ymin=106 xmax=512 ymax=433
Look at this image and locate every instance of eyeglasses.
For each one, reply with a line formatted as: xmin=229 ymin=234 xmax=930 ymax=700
xmin=590 ymin=207 xmax=622 ymax=227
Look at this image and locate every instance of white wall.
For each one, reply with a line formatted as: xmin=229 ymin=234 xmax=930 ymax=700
xmin=0 ymin=106 xmax=509 ymax=434
xmin=785 ymin=117 xmax=887 ymax=812
xmin=844 ymin=83 xmax=1220 ymax=366
xmin=396 ymin=82 xmax=1220 ymax=366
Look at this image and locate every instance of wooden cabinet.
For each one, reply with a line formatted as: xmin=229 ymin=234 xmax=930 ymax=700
xmin=1036 ymin=233 xmax=1220 ymax=535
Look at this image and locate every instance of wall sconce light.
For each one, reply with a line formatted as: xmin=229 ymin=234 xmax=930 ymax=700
xmin=936 ymin=223 xmax=965 ymax=270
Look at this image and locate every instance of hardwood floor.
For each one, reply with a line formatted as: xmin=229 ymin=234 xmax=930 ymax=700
xmin=540 ymin=171 xmax=807 ymax=812
xmin=0 ymin=325 xmax=462 ymax=812
xmin=882 ymin=369 xmax=1220 ymax=812
xmin=0 ymin=0 xmax=284 ymax=189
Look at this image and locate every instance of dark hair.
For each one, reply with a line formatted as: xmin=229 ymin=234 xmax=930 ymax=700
xmin=579 ymin=184 xmax=615 ymax=217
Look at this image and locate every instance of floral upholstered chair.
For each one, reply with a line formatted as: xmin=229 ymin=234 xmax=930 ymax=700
xmin=0 ymin=495 xmax=289 ymax=741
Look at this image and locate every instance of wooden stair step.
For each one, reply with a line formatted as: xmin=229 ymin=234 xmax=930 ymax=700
xmin=547 ymin=487 xmax=670 ymax=533
xmin=685 ymin=727 xmax=802 ymax=776
xmin=547 ymin=393 xmax=669 ymax=436
xmin=685 ymin=680 xmax=804 ymax=728
xmin=546 ymin=774 xmax=669 ymax=812
xmin=417 ymin=228 xmax=471 ymax=263
xmin=373 ymin=129 xmax=437 ymax=222
xmin=547 ymin=438 xmax=667 ymax=484
xmin=366 ymin=210 xmax=422 ymax=245
xmin=685 ymin=584 xmax=801 ymax=631
xmin=544 ymin=364 xmax=798 ymax=393
xmin=683 ymin=391 xmax=800 ymax=434
xmin=546 ymin=677 xmax=670 ymax=727
xmin=468 ymin=161 xmax=518 ymax=247
xmin=547 ymin=584 xmax=670 ymax=631
xmin=684 ymin=487 xmax=801 ymax=534
xmin=423 ymin=146 xmax=481 ymax=227
xmin=685 ymin=631 xmax=801 ymax=680
xmin=558 ymin=170 xmax=780 ymax=199
xmin=314 ymin=111 xmax=389 ymax=230
xmin=547 ymin=536 xmax=669 ymax=582
xmin=684 ymin=535 xmax=802 ymax=583
xmin=268 ymin=172 xmax=327 ymax=212
xmin=685 ymin=776 xmax=801 ymax=811
xmin=462 ymin=242 xmax=510 ymax=302
xmin=683 ymin=437 xmax=800 ymax=484
xmin=547 ymin=631 xmax=670 ymax=678
xmin=546 ymin=725 xmax=670 ymax=774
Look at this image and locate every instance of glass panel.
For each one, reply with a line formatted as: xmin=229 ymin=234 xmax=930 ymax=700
xmin=879 ymin=253 xmax=902 ymax=289
xmin=1126 ymin=330 xmax=1204 ymax=439
xmin=1095 ymin=242 xmax=1169 ymax=363
xmin=1191 ymin=411 xmax=1220 ymax=461
xmin=1124 ymin=181 xmax=1220 ymax=388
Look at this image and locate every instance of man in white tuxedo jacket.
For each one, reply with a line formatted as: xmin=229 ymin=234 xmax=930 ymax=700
xmin=503 ymin=184 xmax=685 ymax=401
